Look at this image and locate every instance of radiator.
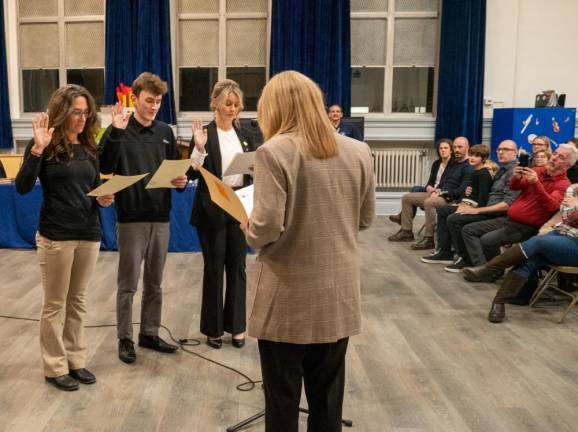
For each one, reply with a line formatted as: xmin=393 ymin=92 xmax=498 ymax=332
xmin=371 ymin=149 xmax=428 ymax=188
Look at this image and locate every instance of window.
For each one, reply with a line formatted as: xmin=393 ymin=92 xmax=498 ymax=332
xmin=351 ymin=0 xmax=438 ymax=114
xmin=177 ymin=0 xmax=269 ymax=113
xmin=18 ymin=0 xmax=105 ymax=112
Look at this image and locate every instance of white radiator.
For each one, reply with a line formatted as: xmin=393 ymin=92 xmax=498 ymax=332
xmin=372 ymin=149 xmax=428 ymax=188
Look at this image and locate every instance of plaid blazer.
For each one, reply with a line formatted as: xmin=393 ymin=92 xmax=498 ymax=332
xmin=245 ymin=133 xmax=375 ymax=344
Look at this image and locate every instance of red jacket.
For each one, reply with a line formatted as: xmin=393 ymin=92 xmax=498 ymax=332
xmin=507 ymin=167 xmax=570 ymax=227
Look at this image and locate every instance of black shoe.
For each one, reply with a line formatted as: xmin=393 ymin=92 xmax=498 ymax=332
xmin=69 ymin=368 xmax=96 ymax=384
xmin=45 ymin=374 xmax=79 ymax=391
xmin=420 ymin=250 xmax=453 ymax=264
xmin=138 ymin=334 xmax=178 ymax=353
xmin=232 ymin=337 xmax=245 ymax=348
xmin=206 ymin=337 xmax=223 ymax=349
xmin=119 ymin=338 xmax=136 ymax=364
xmin=488 ymin=303 xmax=506 ymax=323
xmin=444 ymin=257 xmax=470 ymax=273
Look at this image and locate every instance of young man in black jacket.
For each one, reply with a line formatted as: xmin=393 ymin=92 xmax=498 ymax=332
xmin=99 ymin=72 xmax=188 ymax=364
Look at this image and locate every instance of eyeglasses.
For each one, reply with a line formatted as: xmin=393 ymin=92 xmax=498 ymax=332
xmin=71 ymin=110 xmax=90 ymax=118
xmin=497 ymin=148 xmax=516 ymax=152
xmin=532 ymin=142 xmax=546 ymax=146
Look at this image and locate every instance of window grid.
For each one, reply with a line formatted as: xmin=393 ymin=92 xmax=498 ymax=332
xmin=17 ymin=0 xmax=105 ymax=112
xmin=351 ymin=0 xmax=439 ymax=115
xmin=175 ymin=0 xmax=270 ymax=114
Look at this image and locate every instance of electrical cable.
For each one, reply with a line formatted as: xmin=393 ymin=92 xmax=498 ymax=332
xmin=0 ymin=314 xmax=262 ymax=392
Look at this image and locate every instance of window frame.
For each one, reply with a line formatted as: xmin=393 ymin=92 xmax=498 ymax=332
xmin=350 ymin=0 xmax=440 ymax=117
xmin=16 ymin=0 xmax=106 ymax=115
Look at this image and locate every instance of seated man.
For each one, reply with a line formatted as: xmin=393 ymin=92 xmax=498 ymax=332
xmin=389 ymin=136 xmax=472 ymax=250
xmin=462 ymin=183 xmax=578 ymax=323
xmin=461 ymin=143 xmax=578 ymax=281
xmin=421 ymin=140 xmax=518 ymax=271
xmin=327 ymin=104 xmax=362 ymax=141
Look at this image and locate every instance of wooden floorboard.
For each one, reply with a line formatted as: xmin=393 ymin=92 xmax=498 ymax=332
xmin=1 ymin=216 xmax=578 ymax=431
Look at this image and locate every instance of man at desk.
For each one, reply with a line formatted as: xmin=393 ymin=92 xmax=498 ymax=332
xmin=328 ymin=104 xmax=363 ymax=141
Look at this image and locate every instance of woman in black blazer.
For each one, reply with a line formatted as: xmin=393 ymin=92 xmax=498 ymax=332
xmin=187 ymin=79 xmax=256 ymax=349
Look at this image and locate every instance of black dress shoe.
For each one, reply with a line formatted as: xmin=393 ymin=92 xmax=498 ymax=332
xmin=119 ymin=338 xmax=136 ymax=364
xmin=206 ymin=337 xmax=223 ymax=349
xmin=232 ymin=337 xmax=245 ymax=348
xmin=69 ymin=368 xmax=96 ymax=384
xmin=488 ymin=303 xmax=506 ymax=323
xmin=45 ymin=374 xmax=79 ymax=391
xmin=138 ymin=334 xmax=178 ymax=353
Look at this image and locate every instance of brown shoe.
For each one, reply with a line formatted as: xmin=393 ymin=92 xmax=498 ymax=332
xmin=488 ymin=303 xmax=505 ymax=323
xmin=388 ymin=213 xmax=402 ymax=225
xmin=410 ymin=237 xmax=435 ymax=250
xmin=388 ymin=229 xmax=414 ymax=242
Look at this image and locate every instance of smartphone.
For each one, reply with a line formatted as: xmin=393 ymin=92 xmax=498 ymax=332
xmin=518 ymin=152 xmax=529 ymax=168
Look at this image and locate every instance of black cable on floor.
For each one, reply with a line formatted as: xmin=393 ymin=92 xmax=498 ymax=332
xmin=0 ymin=314 xmax=262 ymax=392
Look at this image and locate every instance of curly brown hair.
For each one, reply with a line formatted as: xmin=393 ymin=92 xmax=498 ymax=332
xmin=45 ymin=84 xmax=99 ymax=161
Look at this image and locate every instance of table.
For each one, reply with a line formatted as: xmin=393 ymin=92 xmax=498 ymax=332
xmin=0 ymin=182 xmax=201 ymax=252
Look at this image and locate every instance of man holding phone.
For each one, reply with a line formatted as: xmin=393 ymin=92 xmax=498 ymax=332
xmin=462 ymin=143 xmax=577 ymax=281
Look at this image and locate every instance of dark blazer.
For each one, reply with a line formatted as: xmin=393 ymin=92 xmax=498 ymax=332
xmin=425 ymin=159 xmax=443 ymax=188
xmin=188 ymin=121 xmax=256 ymax=228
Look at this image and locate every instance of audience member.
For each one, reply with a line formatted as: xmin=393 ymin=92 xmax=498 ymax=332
xmin=388 ymin=137 xmax=472 ymax=250
xmin=565 ymin=138 xmax=578 ymax=183
xmin=532 ymin=149 xmax=551 ymax=167
xmin=462 ymin=143 xmax=577 ymax=281
xmin=529 ymin=135 xmax=552 ymax=167
xmin=463 ymin=183 xmax=578 ymax=323
xmin=484 ymin=159 xmax=499 ymax=177
xmin=389 ymin=138 xmax=453 ymax=224
xmin=327 ymin=104 xmax=362 ymax=141
xmin=422 ymin=144 xmax=496 ymax=271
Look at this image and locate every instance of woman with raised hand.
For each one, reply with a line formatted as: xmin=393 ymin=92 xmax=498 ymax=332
xmin=15 ymin=85 xmax=113 ymax=391
xmin=187 ymin=79 xmax=256 ymax=349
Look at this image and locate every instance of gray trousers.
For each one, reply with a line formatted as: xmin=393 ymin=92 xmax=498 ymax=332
xmin=116 ymin=222 xmax=170 ymax=340
xmin=461 ymin=217 xmax=538 ymax=266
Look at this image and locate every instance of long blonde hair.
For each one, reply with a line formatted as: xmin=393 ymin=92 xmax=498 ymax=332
xmin=210 ymin=79 xmax=244 ymax=128
xmin=257 ymin=71 xmax=337 ymax=159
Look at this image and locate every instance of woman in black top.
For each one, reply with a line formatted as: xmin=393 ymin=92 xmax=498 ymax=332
xmin=187 ymin=79 xmax=256 ymax=349
xmin=15 ymin=85 xmax=113 ymax=391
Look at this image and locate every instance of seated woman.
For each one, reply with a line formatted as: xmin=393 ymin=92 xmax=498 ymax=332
xmin=529 ymin=135 xmax=552 ymax=167
xmin=388 ymin=138 xmax=453 ymax=224
xmin=532 ymin=149 xmax=551 ymax=168
xmin=462 ymin=183 xmax=578 ymax=323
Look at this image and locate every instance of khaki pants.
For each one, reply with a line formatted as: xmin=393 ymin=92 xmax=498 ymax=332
xmin=36 ymin=233 xmax=100 ymax=377
xmin=401 ymin=192 xmax=447 ymax=237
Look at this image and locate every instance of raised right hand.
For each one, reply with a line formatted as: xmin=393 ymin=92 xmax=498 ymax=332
xmin=111 ymin=102 xmax=132 ymax=129
xmin=192 ymin=119 xmax=207 ymax=152
xmin=32 ymin=113 xmax=54 ymax=153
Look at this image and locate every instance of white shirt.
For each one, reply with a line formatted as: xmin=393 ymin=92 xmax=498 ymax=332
xmin=218 ymin=127 xmax=244 ymax=187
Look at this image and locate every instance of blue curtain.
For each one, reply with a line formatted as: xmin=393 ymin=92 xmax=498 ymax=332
xmin=0 ymin=1 xmax=13 ymax=149
xmin=104 ymin=0 xmax=176 ymax=124
xmin=270 ymin=0 xmax=351 ymax=115
xmin=435 ymin=0 xmax=486 ymax=143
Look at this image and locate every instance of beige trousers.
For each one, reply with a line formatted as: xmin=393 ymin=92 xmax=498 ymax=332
xmin=401 ymin=192 xmax=447 ymax=237
xmin=36 ymin=233 xmax=100 ymax=377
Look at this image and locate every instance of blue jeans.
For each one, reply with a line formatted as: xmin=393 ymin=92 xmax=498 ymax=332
xmin=514 ymin=231 xmax=578 ymax=279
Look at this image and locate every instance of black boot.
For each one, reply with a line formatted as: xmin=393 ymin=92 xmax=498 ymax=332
xmin=488 ymin=271 xmax=529 ymax=323
xmin=463 ymin=244 xmax=525 ymax=283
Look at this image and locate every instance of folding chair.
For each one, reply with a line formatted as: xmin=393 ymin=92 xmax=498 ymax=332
xmin=529 ymin=266 xmax=578 ymax=323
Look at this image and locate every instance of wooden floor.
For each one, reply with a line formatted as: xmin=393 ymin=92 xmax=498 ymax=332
xmin=2 ymin=216 xmax=578 ymax=432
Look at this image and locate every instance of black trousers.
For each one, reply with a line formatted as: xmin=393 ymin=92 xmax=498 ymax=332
xmin=197 ymin=219 xmax=246 ymax=338
xmin=258 ymin=338 xmax=349 ymax=432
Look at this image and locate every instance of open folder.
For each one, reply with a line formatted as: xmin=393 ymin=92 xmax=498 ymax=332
xmin=223 ymin=151 xmax=255 ymax=176
xmin=198 ymin=166 xmax=249 ymax=224
xmin=88 ymin=173 xmax=149 ymax=196
xmin=145 ymin=159 xmax=195 ymax=189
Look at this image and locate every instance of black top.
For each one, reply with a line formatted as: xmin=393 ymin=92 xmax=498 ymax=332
xmin=187 ymin=121 xmax=256 ymax=228
xmin=98 ymin=116 xmax=181 ymax=223
xmin=438 ymin=158 xmax=474 ymax=201
xmin=466 ymin=167 xmax=493 ymax=207
xmin=567 ymin=163 xmax=578 ymax=184
xmin=0 ymin=160 xmax=6 ymax=178
xmin=15 ymin=141 xmax=101 ymax=241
